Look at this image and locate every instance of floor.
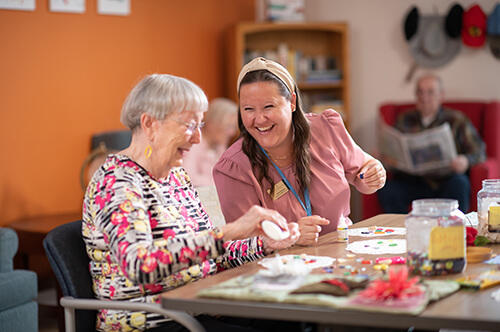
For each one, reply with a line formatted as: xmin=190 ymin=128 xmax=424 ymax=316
xmin=37 ymin=287 xmax=60 ymax=332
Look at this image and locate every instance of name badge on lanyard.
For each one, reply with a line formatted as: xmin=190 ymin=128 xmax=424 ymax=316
xmin=259 ymin=145 xmax=312 ymax=216
xmin=267 ymin=180 xmax=289 ymax=200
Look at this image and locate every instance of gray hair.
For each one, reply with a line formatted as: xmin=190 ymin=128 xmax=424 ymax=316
xmin=121 ymin=74 xmax=208 ymax=130
xmin=204 ymin=98 xmax=238 ymax=123
xmin=416 ymin=73 xmax=444 ymax=92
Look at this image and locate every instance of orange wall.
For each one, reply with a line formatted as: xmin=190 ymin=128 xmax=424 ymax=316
xmin=0 ymin=0 xmax=254 ymax=226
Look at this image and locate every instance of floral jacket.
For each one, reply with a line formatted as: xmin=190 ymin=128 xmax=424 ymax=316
xmin=82 ymin=154 xmax=265 ymax=331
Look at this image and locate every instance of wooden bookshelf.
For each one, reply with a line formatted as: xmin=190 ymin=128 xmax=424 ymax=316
xmin=226 ymin=22 xmax=350 ymax=129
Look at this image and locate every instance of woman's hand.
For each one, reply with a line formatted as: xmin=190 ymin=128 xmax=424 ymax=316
xmin=262 ymin=222 xmax=300 ymax=252
xmin=221 ymin=205 xmax=289 ymax=241
xmin=295 ymin=215 xmax=330 ymax=246
xmin=354 ymin=158 xmax=386 ymax=194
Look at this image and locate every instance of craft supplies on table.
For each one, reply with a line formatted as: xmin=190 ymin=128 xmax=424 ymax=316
xmin=348 ymin=226 xmax=406 ymax=237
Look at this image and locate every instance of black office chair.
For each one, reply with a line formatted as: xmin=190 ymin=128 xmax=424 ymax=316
xmin=43 ymin=220 xmax=205 ymax=332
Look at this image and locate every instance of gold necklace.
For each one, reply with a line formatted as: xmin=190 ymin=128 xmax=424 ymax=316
xmin=267 ymin=151 xmax=292 ymax=168
xmin=267 ymin=152 xmax=291 ymax=160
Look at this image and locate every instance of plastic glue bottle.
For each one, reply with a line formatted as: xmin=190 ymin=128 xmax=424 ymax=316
xmin=337 ymin=215 xmax=349 ymax=242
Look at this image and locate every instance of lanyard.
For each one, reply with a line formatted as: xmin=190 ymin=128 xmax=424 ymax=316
xmin=259 ymin=145 xmax=312 ymax=216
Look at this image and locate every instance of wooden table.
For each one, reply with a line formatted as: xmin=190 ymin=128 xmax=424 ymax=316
xmin=9 ymin=212 xmax=82 ymax=275
xmin=162 ymin=214 xmax=500 ymax=331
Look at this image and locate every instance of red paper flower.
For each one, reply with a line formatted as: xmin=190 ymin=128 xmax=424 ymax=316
xmin=466 ymin=226 xmax=478 ymax=247
xmin=358 ymin=266 xmax=423 ymax=301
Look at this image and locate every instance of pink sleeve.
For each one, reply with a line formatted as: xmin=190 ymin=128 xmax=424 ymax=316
xmin=213 ymin=153 xmax=264 ymax=223
xmin=314 ymin=109 xmax=365 ymax=183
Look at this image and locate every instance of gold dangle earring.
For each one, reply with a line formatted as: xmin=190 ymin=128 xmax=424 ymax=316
xmin=144 ymin=144 xmax=152 ymax=159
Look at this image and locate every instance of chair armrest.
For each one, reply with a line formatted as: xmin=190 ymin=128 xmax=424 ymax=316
xmin=0 ymin=228 xmax=18 ymax=272
xmin=469 ymin=158 xmax=499 ymax=211
xmin=60 ymin=297 xmax=206 ymax=332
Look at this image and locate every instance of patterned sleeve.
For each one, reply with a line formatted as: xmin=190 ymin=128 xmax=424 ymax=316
xmin=217 ymin=237 xmax=266 ymax=271
xmin=454 ymin=115 xmax=486 ymax=167
xmin=85 ymin=166 xmax=226 ymax=285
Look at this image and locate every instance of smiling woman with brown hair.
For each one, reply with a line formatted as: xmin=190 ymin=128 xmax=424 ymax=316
xmin=214 ymin=57 xmax=386 ymax=246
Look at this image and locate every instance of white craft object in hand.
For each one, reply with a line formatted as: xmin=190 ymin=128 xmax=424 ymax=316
xmin=261 ymin=220 xmax=290 ymax=241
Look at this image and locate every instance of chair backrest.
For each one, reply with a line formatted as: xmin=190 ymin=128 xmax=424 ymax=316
xmin=91 ymin=129 xmax=131 ymax=151
xmin=380 ymin=101 xmax=487 ymax=131
xmin=43 ymin=220 xmax=96 ymax=332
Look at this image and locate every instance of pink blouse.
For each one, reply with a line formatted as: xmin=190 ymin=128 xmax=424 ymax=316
xmin=213 ymin=109 xmax=365 ymax=235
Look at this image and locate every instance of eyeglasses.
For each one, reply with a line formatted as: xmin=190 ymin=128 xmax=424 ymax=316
xmin=172 ymin=119 xmax=205 ymax=134
xmin=416 ymin=89 xmax=440 ymax=97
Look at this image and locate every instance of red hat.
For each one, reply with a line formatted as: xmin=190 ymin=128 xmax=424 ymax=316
xmin=462 ymin=4 xmax=487 ymax=47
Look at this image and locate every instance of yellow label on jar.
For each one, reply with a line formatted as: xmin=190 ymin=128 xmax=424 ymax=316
xmin=488 ymin=205 xmax=500 ymax=226
xmin=429 ymin=226 xmax=465 ymax=260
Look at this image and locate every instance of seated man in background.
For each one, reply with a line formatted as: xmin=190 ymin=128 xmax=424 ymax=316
xmin=377 ymin=73 xmax=486 ymax=213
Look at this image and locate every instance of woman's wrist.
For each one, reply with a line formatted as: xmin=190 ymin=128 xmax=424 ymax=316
xmin=220 ymin=222 xmax=238 ymax=241
xmin=261 ymin=236 xmax=276 ymax=255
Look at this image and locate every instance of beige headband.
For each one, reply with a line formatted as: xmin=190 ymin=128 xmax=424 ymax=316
xmin=236 ymin=57 xmax=296 ymax=94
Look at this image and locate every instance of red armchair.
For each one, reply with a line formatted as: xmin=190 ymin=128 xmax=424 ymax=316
xmin=362 ymin=100 xmax=500 ymax=219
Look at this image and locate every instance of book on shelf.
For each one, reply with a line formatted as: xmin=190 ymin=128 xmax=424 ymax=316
xmin=243 ymin=48 xmax=341 ymax=85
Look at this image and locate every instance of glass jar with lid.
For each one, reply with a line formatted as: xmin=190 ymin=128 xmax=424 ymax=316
xmin=477 ymin=179 xmax=500 ymax=243
xmin=405 ymin=199 xmax=466 ymax=276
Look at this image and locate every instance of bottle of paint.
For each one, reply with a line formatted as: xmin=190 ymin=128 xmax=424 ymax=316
xmin=337 ymin=215 xmax=348 ymax=242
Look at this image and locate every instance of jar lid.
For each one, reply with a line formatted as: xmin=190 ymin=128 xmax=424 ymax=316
xmin=411 ymin=198 xmax=459 ymax=216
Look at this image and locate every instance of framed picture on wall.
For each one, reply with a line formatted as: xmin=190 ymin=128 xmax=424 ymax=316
xmin=50 ymin=0 xmax=85 ymax=13
xmin=97 ymin=0 xmax=130 ymax=16
xmin=0 ymin=0 xmax=36 ymax=11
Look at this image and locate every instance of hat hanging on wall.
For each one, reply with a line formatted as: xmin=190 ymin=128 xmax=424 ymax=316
xmin=487 ymin=3 xmax=500 ymax=59
xmin=462 ymin=4 xmax=487 ymax=47
xmin=403 ymin=4 xmax=463 ymax=81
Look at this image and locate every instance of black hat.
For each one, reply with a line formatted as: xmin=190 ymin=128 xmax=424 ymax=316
xmin=404 ymin=3 xmax=464 ymax=68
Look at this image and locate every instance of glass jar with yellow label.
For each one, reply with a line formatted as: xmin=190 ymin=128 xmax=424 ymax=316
xmin=477 ymin=179 xmax=500 ymax=243
xmin=405 ymin=199 xmax=466 ymax=276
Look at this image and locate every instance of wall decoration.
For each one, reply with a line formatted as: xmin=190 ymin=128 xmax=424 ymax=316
xmin=487 ymin=3 xmax=500 ymax=59
xmin=97 ymin=0 xmax=130 ymax=16
xmin=50 ymin=0 xmax=85 ymax=13
xmin=0 ymin=0 xmax=35 ymax=11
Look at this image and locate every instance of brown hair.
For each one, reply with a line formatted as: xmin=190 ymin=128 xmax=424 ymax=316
xmin=238 ymin=70 xmax=311 ymax=196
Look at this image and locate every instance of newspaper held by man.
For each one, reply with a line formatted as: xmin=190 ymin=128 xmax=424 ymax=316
xmin=379 ymin=122 xmax=457 ymax=175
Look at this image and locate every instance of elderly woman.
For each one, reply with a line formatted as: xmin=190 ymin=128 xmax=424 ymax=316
xmin=213 ymin=57 xmax=386 ymax=246
xmin=183 ymin=97 xmax=238 ymax=187
xmin=82 ymin=74 xmax=299 ymax=332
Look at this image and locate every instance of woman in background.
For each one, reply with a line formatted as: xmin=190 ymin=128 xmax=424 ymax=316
xmin=82 ymin=73 xmax=299 ymax=332
xmin=214 ymin=57 xmax=386 ymax=246
xmin=183 ymin=97 xmax=238 ymax=187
